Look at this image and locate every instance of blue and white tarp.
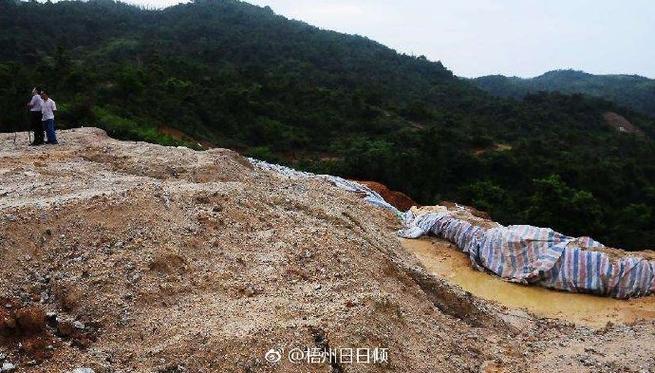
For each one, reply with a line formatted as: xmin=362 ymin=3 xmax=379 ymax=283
xmin=249 ymin=158 xmax=402 ymax=216
xmin=250 ymin=158 xmax=655 ymax=299
xmin=399 ymin=210 xmax=655 ymax=299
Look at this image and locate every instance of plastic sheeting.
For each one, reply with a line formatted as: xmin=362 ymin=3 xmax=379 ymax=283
xmin=399 ymin=210 xmax=655 ymax=299
xmin=250 ymin=158 xmax=655 ymax=299
xmin=248 ymin=158 xmax=402 ymax=216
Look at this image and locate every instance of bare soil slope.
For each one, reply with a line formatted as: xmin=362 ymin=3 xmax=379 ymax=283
xmin=0 ymin=128 xmax=653 ymax=372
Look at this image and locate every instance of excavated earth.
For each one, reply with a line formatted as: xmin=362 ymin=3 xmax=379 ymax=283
xmin=0 ymin=128 xmax=654 ymax=373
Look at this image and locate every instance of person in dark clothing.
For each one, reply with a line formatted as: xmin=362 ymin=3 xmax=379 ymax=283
xmin=27 ymin=87 xmax=45 ymax=145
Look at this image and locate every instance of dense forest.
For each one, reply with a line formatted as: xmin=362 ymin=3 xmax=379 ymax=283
xmin=473 ymin=70 xmax=655 ymax=117
xmin=1 ymin=0 xmax=654 ymax=250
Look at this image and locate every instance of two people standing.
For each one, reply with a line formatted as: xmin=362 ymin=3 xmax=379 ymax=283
xmin=26 ymin=87 xmax=58 ymax=145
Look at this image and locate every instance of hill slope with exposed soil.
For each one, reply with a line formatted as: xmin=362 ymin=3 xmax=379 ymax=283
xmin=0 ymin=128 xmax=654 ymax=372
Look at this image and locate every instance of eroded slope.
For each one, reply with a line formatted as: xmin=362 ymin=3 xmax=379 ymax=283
xmin=0 ymin=128 xmax=653 ymax=373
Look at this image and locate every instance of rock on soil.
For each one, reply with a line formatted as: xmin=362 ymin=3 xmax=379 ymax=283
xmin=0 ymin=128 xmax=654 ymax=372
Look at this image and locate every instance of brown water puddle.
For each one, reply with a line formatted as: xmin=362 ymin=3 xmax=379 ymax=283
xmin=401 ymin=237 xmax=655 ymax=328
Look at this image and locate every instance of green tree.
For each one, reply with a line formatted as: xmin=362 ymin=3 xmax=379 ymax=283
xmin=526 ymin=175 xmax=604 ymax=237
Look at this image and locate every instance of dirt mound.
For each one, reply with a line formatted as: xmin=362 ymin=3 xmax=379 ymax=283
xmin=603 ymin=112 xmax=646 ymax=136
xmin=439 ymin=201 xmax=491 ymax=220
xmin=0 ymin=128 xmax=654 ymax=372
xmin=473 ymin=143 xmax=513 ymax=157
xmin=357 ymin=180 xmax=418 ymax=211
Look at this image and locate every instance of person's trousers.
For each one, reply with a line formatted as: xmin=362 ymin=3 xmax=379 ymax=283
xmin=30 ymin=111 xmax=44 ymax=144
xmin=42 ymin=119 xmax=58 ymax=144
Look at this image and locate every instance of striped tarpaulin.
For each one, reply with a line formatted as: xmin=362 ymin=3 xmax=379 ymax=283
xmin=399 ymin=211 xmax=655 ymax=299
xmin=249 ymin=158 xmax=654 ymax=299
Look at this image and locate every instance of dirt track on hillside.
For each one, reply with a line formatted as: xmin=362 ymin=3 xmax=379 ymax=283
xmin=0 ymin=128 xmax=654 ymax=372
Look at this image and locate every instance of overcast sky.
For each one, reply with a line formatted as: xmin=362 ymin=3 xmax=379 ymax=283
xmin=125 ymin=0 xmax=655 ymax=78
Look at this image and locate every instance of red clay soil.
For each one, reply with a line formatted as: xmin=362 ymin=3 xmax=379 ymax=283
xmin=357 ymin=180 xmax=418 ymax=211
xmin=603 ymin=112 xmax=646 ymax=137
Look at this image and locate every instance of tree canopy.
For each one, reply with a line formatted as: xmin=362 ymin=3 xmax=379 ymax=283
xmin=1 ymin=0 xmax=654 ymax=250
xmin=473 ymin=69 xmax=655 ymax=117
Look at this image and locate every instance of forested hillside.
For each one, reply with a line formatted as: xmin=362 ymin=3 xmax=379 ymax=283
xmin=1 ymin=0 xmax=654 ymax=249
xmin=473 ymin=70 xmax=655 ymax=117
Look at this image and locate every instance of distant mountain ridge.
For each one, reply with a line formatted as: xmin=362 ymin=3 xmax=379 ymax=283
xmin=473 ymin=69 xmax=655 ymax=117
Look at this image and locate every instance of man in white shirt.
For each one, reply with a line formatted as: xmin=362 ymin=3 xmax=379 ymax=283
xmin=39 ymin=89 xmax=58 ymax=145
xmin=26 ymin=87 xmax=45 ymax=145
